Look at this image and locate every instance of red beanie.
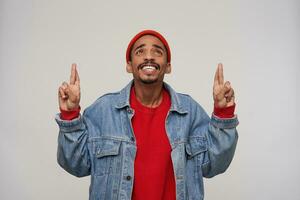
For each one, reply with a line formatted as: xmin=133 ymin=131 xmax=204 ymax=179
xmin=126 ymin=30 xmax=171 ymax=63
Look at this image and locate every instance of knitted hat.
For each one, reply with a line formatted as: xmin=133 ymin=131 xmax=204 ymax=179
xmin=126 ymin=30 xmax=171 ymax=63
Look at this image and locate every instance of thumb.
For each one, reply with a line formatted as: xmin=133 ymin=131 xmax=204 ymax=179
xmin=58 ymin=87 xmax=66 ymax=109
xmin=217 ymin=81 xmax=231 ymax=100
xmin=62 ymin=82 xmax=71 ymax=96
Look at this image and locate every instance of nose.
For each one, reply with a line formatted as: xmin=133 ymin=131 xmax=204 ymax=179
xmin=144 ymin=50 xmax=154 ymax=61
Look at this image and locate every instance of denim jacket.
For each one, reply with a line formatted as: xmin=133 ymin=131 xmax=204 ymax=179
xmin=55 ymin=81 xmax=239 ymax=200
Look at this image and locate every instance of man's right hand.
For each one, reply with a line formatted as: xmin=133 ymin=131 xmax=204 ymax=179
xmin=58 ymin=63 xmax=81 ymax=111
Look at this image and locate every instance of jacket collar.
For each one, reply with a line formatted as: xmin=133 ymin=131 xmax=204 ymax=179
xmin=115 ymin=80 xmax=188 ymax=114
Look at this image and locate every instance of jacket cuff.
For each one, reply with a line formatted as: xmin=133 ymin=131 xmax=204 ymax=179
xmin=210 ymin=114 xmax=239 ymax=129
xmin=55 ymin=113 xmax=83 ymax=132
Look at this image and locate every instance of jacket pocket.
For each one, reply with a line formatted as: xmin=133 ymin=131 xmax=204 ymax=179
xmin=185 ymin=137 xmax=207 ymax=199
xmin=185 ymin=136 xmax=207 ymax=160
xmin=93 ymin=139 xmax=121 ymax=176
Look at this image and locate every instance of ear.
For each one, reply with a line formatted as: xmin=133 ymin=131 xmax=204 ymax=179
xmin=165 ymin=63 xmax=171 ymax=74
xmin=126 ymin=62 xmax=133 ymax=73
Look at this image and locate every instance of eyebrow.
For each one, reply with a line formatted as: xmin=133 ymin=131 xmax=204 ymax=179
xmin=133 ymin=44 xmax=145 ymax=52
xmin=152 ymin=44 xmax=165 ymax=52
xmin=133 ymin=44 xmax=165 ymax=52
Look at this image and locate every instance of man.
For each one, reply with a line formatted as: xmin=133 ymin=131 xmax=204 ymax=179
xmin=56 ymin=30 xmax=239 ymax=200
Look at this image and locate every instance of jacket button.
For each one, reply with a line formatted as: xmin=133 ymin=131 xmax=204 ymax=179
xmin=127 ymin=108 xmax=133 ymax=114
xmin=126 ymin=175 xmax=132 ymax=181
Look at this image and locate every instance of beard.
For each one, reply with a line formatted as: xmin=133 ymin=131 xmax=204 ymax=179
xmin=140 ymin=78 xmax=159 ymax=84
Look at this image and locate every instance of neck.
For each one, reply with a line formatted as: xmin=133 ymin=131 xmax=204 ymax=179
xmin=133 ymin=80 xmax=164 ymax=108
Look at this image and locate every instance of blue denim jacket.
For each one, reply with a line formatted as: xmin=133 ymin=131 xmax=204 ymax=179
xmin=55 ymin=81 xmax=239 ymax=200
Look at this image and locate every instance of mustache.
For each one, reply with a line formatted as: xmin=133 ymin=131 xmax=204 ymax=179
xmin=137 ymin=61 xmax=160 ymax=70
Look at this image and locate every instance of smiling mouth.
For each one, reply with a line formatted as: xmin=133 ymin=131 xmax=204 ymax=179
xmin=138 ymin=62 xmax=160 ymax=71
xmin=141 ymin=66 xmax=157 ymax=71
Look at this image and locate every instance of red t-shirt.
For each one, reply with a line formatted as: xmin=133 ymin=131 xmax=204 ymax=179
xmin=130 ymin=86 xmax=176 ymax=200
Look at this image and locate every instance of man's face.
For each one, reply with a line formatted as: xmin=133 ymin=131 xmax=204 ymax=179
xmin=126 ymin=35 xmax=171 ymax=85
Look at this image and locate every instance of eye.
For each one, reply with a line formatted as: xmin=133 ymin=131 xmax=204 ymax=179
xmin=153 ymin=48 xmax=163 ymax=56
xmin=135 ymin=49 xmax=144 ymax=56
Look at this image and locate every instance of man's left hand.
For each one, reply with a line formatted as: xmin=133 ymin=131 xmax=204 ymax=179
xmin=213 ymin=63 xmax=235 ymax=108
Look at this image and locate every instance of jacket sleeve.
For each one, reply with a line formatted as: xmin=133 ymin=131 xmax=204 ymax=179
xmin=55 ymin=112 xmax=91 ymax=177
xmin=191 ymin=103 xmax=239 ymax=178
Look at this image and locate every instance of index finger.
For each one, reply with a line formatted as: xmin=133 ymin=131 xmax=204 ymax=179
xmin=75 ymin=66 xmax=80 ymax=86
xmin=70 ymin=63 xmax=77 ymax=85
xmin=218 ymin=63 xmax=224 ymax=85
xmin=214 ymin=66 xmax=219 ymax=86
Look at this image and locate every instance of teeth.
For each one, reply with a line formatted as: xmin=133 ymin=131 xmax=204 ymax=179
xmin=142 ymin=65 xmax=156 ymax=70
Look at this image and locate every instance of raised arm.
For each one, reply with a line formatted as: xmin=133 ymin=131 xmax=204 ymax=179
xmin=201 ymin=63 xmax=239 ymax=177
xmin=55 ymin=63 xmax=90 ymax=177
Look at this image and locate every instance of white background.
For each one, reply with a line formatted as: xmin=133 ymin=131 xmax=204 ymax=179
xmin=0 ymin=0 xmax=299 ymax=199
